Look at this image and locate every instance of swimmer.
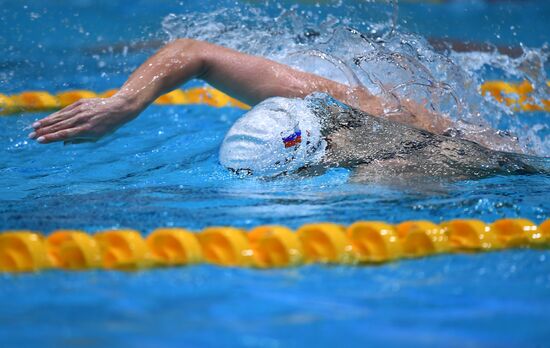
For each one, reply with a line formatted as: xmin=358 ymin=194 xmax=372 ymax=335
xmin=28 ymin=39 xmax=547 ymax=181
xmin=220 ymin=94 xmax=545 ymax=181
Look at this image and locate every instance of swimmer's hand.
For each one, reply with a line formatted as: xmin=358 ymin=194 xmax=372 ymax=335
xmin=29 ymin=95 xmax=140 ymax=144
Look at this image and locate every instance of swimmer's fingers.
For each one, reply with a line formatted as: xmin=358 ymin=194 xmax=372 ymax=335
xmin=36 ymin=126 xmax=92 ymax=144
xmin=31 ymin=106 xmax=82 ymax=132
xmin=32 ymin=99 xmax=91 ymax=129
xmin=30 ymin=113 xmax=88 ymax=139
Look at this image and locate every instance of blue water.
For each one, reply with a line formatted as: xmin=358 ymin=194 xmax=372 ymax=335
xmin=1 ymin=1 xmax=550 ymax=347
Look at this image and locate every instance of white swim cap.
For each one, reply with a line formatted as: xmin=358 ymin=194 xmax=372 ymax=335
xmin=219 ymin=97 xmax=326 ymax=176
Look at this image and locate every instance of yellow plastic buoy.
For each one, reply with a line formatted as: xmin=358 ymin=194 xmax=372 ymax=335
xmin=490 ymin=218 xmax=539 ymax=247
xmin=480 ymin=80 xmax=550 ymax=112
xmin=146 ymin=228 xmax=202 ymax=266
xmin=537 ymin=219 xmax=550 ymax=246
xmin=12 ymin=91 xmax=59 ymax=111
xmin=202 ymin=88 xmax=233 ymax=108
xmin=56 ymin=90 xmax=98 ymax=107
xmin=2 ymin=81 xmax=550 ymax=116
xmin=0 ymin=217 xmax=548 ymax=273
xmin=296 ymin=223 xmax=354 ymax=264
xmin=441 ymin=219 xmax=500 ymax=251
xmin=0 ymin=93 xmax=17 ymax=115
xmin=229 ymin=98 xmax=251 ymax=110
xmin=185 ymin=87 xmax=220 ymax=106
xmin=396 ymin=220 xmax=449 ymax=257
xmin=514 ymin=80 xmax=546 ymax=112
xmin=248 ymin=225 xmax=303 ymax=268
xmin=0 ymin=231 xmax=50 ymax=272
xmin=100 ymin=89 xmax=118 ymax=98
xmin=154 ymin=89 xmax=189 ymax=105
xmin=94 ymin=229 xmax=149 ymax=270
xmin=46 ymin=230 xmax=101 ymax=270
xmin=346 ymin=221 xmax=401 ymax=262
xmin=198 ymin=227 xmax=253 ymax=266
xmin=481 ymin=81 xmax=518 ymax=105
xmin=206 ymin=87 xmax=250 ymax=110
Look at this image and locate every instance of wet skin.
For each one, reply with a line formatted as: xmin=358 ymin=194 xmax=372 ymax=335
xmin=312 ymin=100 xmax=547 ymax=182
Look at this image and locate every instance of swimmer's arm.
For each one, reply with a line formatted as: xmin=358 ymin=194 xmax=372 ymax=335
xmin=30 ymin=39 xmax=384 ymax=143
xmin=198 ymin=41 xmax=384 ymax=114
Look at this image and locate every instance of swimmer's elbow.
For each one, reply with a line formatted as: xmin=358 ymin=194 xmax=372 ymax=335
xmin=167 ymin=38 xmax=209 ymax=77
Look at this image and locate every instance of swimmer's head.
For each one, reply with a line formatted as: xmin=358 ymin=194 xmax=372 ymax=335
xmin=219 ymin=97 xmax=326 ymax=177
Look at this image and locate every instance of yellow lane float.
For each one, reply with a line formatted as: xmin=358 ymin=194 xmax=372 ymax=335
xmin=538 ymin=220 xmax=550 ymax=246
xmin=296 ymin=223 xmax=355 ymax=264
xmin=480 ymin=80 xmax=550 ymax=112
xmin=146 ymin=228 xmax=203 ymax=266
xmin=57 ymin=90 xmax=98 ymax=108
xmin=100 ymin=89 xmax=118 ymax=98
xmin=11 ymin=91 xmax=59 ymax=112
xmin=489 ymin=218 xmax=539 ymax=248
xmin=347 ymin=221 xmax=401 ymax=262
xmin=0 ymin=86 xmax=250 ymax=116
xmin=0 ymin=93 xmax=17 ymax=114
xmin=94 ymin=229 xmax=149 ymax=270
xmin=441 ymin=219 xmax=500 ymax=251
xmin=1 ymin=81 xmax=547 ymax=116
xmin=395 ymin=220 xmax=449 ymax=257
xmin=1 ymin=218 xmax=549 ymax=273
xmin=46 ymin=230 xmax=101 ymax=270
xmin=249 ymin=225 xmax=303 ymax=268
xmin=155 ymin=89 xmax=189 ymax=105
xmin=198 ymin=227 xmax=254 ymax=267
xmin=0 ymin=231 xmax=50 ymax=272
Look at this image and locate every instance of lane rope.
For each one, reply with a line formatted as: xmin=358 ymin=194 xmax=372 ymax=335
xmin=1 ymin=218 xmax=548 ymax=272
xmin=0 ymin=87 xmax=250 ymax=115
xmin=480 ymin=80 xmax=550 ymax=112
xmin=1 ymin=81 xmax=549 ymax=116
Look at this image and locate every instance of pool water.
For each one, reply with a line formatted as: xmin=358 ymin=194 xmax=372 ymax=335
xmin=1 ymin=1 xmax=550 ymax=347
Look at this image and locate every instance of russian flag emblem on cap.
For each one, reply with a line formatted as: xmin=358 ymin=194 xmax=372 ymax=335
xmin=282 ymin=130 xmax=302 ymax=148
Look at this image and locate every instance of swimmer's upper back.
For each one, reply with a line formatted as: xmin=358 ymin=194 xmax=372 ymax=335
xmin=314 ymin=98 xmax=545 ymax=180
